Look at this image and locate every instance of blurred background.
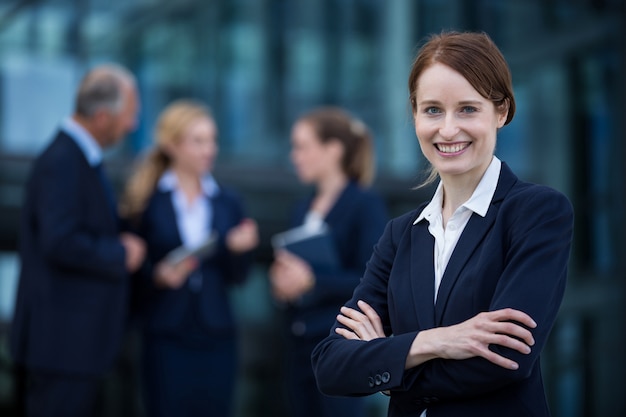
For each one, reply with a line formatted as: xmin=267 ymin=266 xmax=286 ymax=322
xmin=0 ymin=0 xmax=624 ymax=416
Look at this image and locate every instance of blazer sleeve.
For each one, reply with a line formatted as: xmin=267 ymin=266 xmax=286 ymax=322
xmin=312 ymin=213 xmax=420 ymax=395
xmin=312 ymin=186 xmax=574 ymax=400
xmin=33 ymin=147 xmax=126 ymax=280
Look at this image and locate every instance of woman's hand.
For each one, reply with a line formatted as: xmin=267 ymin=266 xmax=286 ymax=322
xmin=335 ymin=300 xmax=386 ymax=341
xmin=153 ymin=257 xmax=197 ymax=289
xmin=268 ymin=249 xmax=315 ymax=302
xmin=226 ymin=218 xmax=259 ymax=253
xmin=407 ymin=308 xmax=537 ymax=370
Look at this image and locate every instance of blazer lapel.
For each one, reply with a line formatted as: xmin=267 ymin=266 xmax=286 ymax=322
xmin=210 ymin=192 xmax=225 ymax=236
xmin=324 ymin=182 xmax=355 ymax=225
xmin=434 ymin=211 xmax=497 ymax=324
xmin=155 ymin=191 xmax=184 ymax=247
xmin=434 ymin=162 xmax=519 ymax=324
xmin=410 ymin=220 xmax=437 ymax=330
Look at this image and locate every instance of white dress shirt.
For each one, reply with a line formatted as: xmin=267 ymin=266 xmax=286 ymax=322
xmin=157 ymin=169 xmax=219 ymax=249
xmin=412 ymin=156 xmax=502 ymax=416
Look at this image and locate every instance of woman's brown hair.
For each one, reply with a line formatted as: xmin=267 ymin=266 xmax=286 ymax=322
xmin=408 ymin=31 xmax=516 ymax=186
xmin=298 ymin=107 xmax=375 ymax=187
xmin=408 ymin=31 xmax=515 ymax=124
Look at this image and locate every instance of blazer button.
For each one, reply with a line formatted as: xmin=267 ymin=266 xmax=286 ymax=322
xmin=368 ymin=377 xmax=375 ymax=388
xmin=374 ymin=374 xmax=382 ymax=386
xmin=381 ymin=372 xmax=390 ymax=383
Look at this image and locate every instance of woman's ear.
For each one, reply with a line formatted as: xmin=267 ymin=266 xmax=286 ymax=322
xmin=326 ymin=138 xmax=345 ymax=163
xmin=496 ymin=99 xmax=510 ymax=128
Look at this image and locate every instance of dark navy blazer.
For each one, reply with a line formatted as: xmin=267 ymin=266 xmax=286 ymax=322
xmin=133 ymin=185 xmax=252 ymax=337
xmin=312 ymin=163 xmax=574 ymax=417
xmin=285 ymin=181 xmax=388 ymax=339
xmin=10 ymin=131 xmax=128 ymax=376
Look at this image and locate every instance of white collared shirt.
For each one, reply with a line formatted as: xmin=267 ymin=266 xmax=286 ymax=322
xmin=414 ymin=156 xmax=502 ymax=302
xmin=157 ymin=169 xmax=220 ymax=249
xmin=414 ymin=157 xmax=501 ymax=417
xmin=61 ymin=117 xmax=102 ymax=167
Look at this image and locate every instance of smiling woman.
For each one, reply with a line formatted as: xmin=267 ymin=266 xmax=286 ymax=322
xmin=311 ymin=31 xmax=575 ymax=417
xmin=413 ymin=62 xmax=508 ymax=210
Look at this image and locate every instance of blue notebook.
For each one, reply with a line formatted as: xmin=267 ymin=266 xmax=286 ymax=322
xmin=271 ymin=224 xmax=340 ymax=271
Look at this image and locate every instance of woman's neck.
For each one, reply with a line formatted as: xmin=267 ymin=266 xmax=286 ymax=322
xmin=173 ymin=168 xmax=203 ymax=204
xmin=311 ymin=174 xmax=349 ymax=217
xmin=440 ymin=171 xmax=483 ymax=226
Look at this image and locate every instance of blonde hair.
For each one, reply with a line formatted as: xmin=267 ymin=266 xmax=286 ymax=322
xmin=120 ymin=99 xmax=213 ymax=221
xmin=297 ymin=107 xmax=375 ymax=186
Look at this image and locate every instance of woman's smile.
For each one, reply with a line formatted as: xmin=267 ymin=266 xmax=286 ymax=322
xmin=435 ymin=142 xmax=471 ymax=155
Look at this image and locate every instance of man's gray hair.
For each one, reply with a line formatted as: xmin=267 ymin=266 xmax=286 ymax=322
xmin=75 ymin=64 xmax=136 ymax=117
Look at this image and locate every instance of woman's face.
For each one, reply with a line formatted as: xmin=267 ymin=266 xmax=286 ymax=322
xmin=290 ymin=120 xmax=340 ymax=185
xmin=169 ymin=116 xmax=218 ymax=177
xmin=413 ymin=62 xmax=507 ymax=182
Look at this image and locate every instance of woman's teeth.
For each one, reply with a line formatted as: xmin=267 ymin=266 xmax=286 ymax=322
xmin=436 ymin=143 xmax=468 ymax=153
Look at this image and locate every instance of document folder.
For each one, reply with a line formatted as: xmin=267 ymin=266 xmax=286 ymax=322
xmin=164 ymin=231 xmax=218 ymax=265
xmin=271 ymin=224 xmax=340 ymax=271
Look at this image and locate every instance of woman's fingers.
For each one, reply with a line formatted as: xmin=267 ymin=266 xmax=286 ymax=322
xmin=337 ymin=307 xmax=376 ymax=340
xmin=479 ymin=309 xmax=536 ymax=347
xmin=490 ymin=332 xmax=531 ymax=355
xmin=357 ymin=300 xmax=385 ymax=337
xmin=468 ymin=309 xmax=537 ymax=368
xmin=478 ymin=347 xmax=521 ymax=370
xmin=335 ymin=302 xmax=386 ymax=341
xmin=335 ymin=326 xmax=360 ymax=340
xmin=493 ymin=321 xmax=535 ymax=348
xmin=427 ymin=308 xmax=538 ymax=368
xmin=154 ymin=259 xmax=194 ymax=289
xmin=491 ymin=308 xmax=537 ymax=328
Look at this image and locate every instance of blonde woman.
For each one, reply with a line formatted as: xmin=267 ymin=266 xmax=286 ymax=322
xmin=122 ymin=99 xmax=258 ymax=417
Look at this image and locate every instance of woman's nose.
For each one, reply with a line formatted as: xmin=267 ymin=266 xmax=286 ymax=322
xmin=439 ymin=115 xmax=459 ymax=139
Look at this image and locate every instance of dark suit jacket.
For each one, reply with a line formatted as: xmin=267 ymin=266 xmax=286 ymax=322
xmin=286 ymin=181 xmax=388 ymax=339
xmin=10 ymin=130 xmax=128 ymax=376
xmin=312 ymin=163 xmax=574 ymax=417
xmin=133 ymin=185 xmax=253 ymax=337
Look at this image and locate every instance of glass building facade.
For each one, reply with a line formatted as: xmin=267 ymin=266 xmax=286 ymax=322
xmin=0 ymin=1 xmax=624 ymax=416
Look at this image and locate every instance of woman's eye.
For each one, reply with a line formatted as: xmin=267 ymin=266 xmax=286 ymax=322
xmin=461 ymin=106 xmax=478 ymax=113
xmin=424 ymin=107 xmax=441 ymax=115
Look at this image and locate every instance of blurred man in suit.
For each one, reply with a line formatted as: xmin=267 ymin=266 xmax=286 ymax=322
xmin=9 ymin=63 xmax=146 ymax=417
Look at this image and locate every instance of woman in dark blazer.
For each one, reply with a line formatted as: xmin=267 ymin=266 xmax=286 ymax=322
xmin=121 ymin=100 xmax=259 ymax=417
xmin=311 ymin=32 xmax=574 ymax=417
xmin=269 ymin=107 xmax=388 ymax=417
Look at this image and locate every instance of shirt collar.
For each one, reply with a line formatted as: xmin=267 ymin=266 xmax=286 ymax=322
xmin=157 ymin=169 xmax=220 ymax=198
xmin=61 ymin=117 xmax=103 ymax=167
xmin=415 ymin=181 xmax=444 ymax=225
xmin=463 ymin=156 xmax=501 ymax=217
xmin=414 ymin=156 xmax=501 ymax=224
